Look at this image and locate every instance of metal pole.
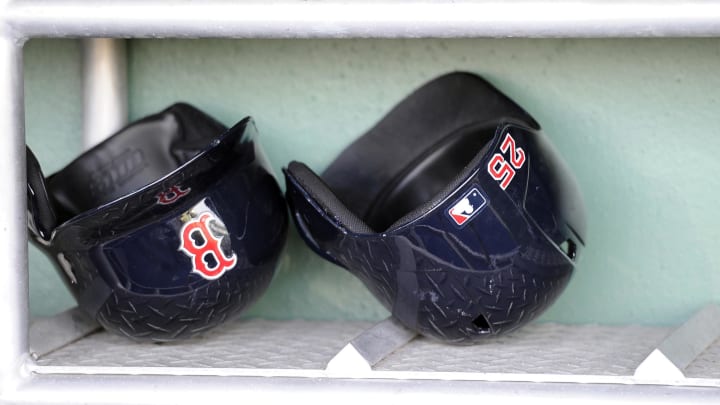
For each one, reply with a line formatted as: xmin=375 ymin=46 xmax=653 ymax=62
xmin=81 ymin=38 xmax=127 ymax=149
xmin=0 ymin=35 xmax=29 ymax=392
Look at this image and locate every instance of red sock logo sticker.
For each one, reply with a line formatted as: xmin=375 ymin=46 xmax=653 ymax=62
xmin=179 ymin=212 xmax=237 ymax=280
xmin=448 ymin=188 xmax=487 ymax=227
xmin=488 ymin=133 xmax=526 ymax=190
xmin=156 ymin=185 xmax=191 ymax=205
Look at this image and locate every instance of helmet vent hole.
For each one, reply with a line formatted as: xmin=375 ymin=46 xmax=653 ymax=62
xmin=560 ymin=239 xmax=577 ymax=261
xmin=472 ymin=314 xmax=491 ymax=332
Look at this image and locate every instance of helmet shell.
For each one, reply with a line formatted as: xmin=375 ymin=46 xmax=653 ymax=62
xmin=284 ymin=73 xmax=586 ymax=343
xmin=31 ymin=104 xmax=288 ymax=341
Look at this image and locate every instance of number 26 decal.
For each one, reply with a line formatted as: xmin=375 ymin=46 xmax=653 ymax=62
xmin=487 ymin=133 xmax=526 ymax=190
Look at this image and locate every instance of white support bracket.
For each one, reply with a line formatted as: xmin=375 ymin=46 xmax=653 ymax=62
xmin=634 ymin=304 xmax=720 ymax=380
xmin=0 ymin=31 xmax=29 ymax=397
xmin=326 ymin=317 xmax=417 ymax=373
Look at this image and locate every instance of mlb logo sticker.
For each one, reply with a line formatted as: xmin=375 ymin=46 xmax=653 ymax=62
xmin=447 ymin=187 xmax=487 ymax=227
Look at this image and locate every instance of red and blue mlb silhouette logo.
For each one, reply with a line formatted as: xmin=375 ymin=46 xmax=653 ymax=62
xmin=447 ymin=187 xmax=487 ymax=227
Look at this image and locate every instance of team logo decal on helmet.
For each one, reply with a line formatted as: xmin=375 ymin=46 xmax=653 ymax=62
xmin=156 ymin=184 xmax=191 ymax=205
xmin=447 ymin=187 xmax=486 ymax=227
xmin=179 ymin=209 xmax=238 ymax=280
xmin=487 ymin=132 xmax=526 ymax=190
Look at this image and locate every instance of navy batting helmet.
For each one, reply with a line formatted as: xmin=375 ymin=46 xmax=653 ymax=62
xmin=27 ymin=103 xmax=288 ymax=341
xmin=284 ymin=72 xmax=586 ymax=343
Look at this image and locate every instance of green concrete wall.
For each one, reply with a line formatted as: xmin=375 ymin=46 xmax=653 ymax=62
xmin=26 ymin=38 xmax=720 ymax=326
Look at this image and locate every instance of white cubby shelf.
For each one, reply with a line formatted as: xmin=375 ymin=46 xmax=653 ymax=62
xmin=2 ymin=1 xmax=720 ymax=404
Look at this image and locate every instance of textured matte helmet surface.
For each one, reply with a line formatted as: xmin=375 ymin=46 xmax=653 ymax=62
xmin=284 ymin=72 xmax=586 ymax=343
xmin=27 ymin=103 xmax=288 ymax=341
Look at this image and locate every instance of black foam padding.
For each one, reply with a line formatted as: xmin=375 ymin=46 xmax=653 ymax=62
xmin=287 ymin=161 xmax=374 ymax=234
xmin=46 ymin=103 xmax=227 ymax=223
xmin=380 ymin=130 xmax=495 ymax=231
xmin=319 ymin=72 xmax=537 ymax=232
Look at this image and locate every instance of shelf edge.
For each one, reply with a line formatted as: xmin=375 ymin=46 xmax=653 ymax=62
xmin=5 ymin=0 xmax=720 ymax=39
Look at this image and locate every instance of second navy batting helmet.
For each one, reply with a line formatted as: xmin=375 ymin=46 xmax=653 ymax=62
xmin=284 ymin=72 xmax=586 ymax=343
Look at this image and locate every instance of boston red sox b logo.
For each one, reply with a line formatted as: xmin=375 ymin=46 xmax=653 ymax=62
xmin=156 ymin=185 xmax=191 ymax=205
xmin=179 ymin=212 xmax=237 ymax=280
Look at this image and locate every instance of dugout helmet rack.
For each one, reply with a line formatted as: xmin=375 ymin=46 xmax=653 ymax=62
xmin=3 ymin=1 xmax=720 ymax=404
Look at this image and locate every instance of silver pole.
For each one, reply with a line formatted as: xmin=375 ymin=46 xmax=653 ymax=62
xmin=81 ymin=38 xmax=128 ymax=149
xmin=0 ymin=36 xmax=29 ymax=391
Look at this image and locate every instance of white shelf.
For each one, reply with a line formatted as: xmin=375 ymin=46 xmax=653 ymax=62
xmin=29 ymin=314 xmax=720 ymax=384
xmin=687 ymin=341 xmax=720 ymax=380
xmin=19 ymin=315 xmax=720 ymax=405
xmin=4 ymin=0 xmax=720 ymax=39
xmin=37 ymin=319 xmax=373 ymax=370
xmin=2 ymin=1 xmax=720 ymax=403
xmin=375 ymin=323 xmax=671 ymax=376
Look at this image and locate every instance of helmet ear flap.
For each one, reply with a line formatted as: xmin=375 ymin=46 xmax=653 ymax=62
xmin=284 ymin=161 xmax=374 ymax=268
xmin=26 ymin=146 xmax=56 ymax=241
xmin=285 ymin=161 xmax=373 ymax=235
